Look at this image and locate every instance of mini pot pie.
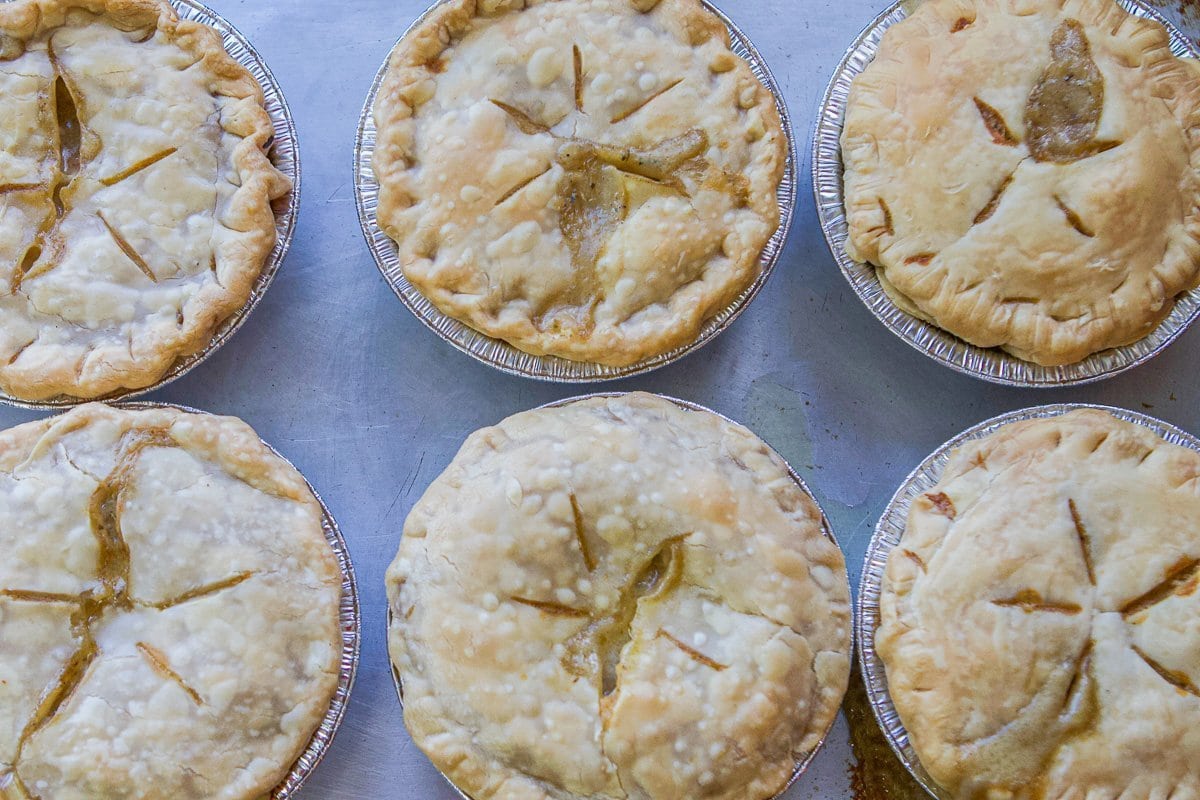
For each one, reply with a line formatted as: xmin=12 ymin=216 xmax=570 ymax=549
xmin=387 ymin=392 xmax=851 ymax=800
xmin=0 ymin=404 xmax=343 ymax=799
xmin=842 ymin=0 xmax=1200 ymax=366
xmin=372 ymin=0 xmax=785 ymax=367
xmin=0 ymin=0 xmax=290 ymax=401
xmin=878 ymin=409 xmax=1200 ymax=799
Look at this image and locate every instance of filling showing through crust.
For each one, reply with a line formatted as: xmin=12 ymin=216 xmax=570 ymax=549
xmin=880 ymin=411 xmax=1200 ymax=799
xmin=0 ymin=429 xmax=263 ymax=798
xmin=0 ymin=2 xmax=289 ymax=400
xmin=841 ymin=0 xmax=1200 ymax=366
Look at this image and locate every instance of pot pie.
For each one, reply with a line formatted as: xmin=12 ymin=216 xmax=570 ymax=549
xmin=0 ymin=404 xmax=343 ymax=799
xmin=878 ymin=409 xmax=1200 ymax=800
xmin=841 ymin=0 xmax=1200 ymax=366
xmin=372 ymin=0 xmax=786 ymax=367
xmin=0 ymin=0 xmax=290 ymax=401
xmin=386 ymin=392 xmax=850 ymax=800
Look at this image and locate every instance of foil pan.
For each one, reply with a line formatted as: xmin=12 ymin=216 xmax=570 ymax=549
xmin=115 ymin=401 xmax=360 ymax=800
xmin=354 ymin=1 xmax=797 ymax=382
xmin=388 ymin=391 xmax=849 ymax=800
xmin=1 ymin=0 xmax=301 ymax=410
xmin=813 ymin=0 xmax=1200 ymax=388
xmin=856 ymin=403 xmax=1200 ymax=799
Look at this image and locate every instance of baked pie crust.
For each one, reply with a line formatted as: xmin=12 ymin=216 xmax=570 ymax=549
xmin=878 ymin=409 xmax=1200 ymax=799
xmin=842 ymin=0 xmax=1200 ymax=366
xmin=387 ymin=392 xmax=851 ymax=800
xmin=0 ymin=0 xmax=290 ymax=401
xmin=0 ymin=404 xmax=343 ymax=799
xmin=372 ymin=0 xmax=785 ymax=366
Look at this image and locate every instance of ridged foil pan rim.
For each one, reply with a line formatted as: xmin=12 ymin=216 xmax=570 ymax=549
xmin=388 ymin=390 xmax=850 ymax=800
xmin=0 ymin=0 xmax=301 ymax=410
xmin=354 ymin=0 xmax=797 ymax=382
xmin=812 ymin=0 xmax=1200 ymax=388
xmin=856 ymin=402 xmax=1200 ymax=800
xmin=113 ymin=400 xmax=360 ymax=800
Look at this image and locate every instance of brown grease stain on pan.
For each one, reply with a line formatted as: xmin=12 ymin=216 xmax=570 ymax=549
xmin=845 ymin=661 xmax=927 ymax=800
xmin=1141 ymin=0 xmax=1200 ymax=32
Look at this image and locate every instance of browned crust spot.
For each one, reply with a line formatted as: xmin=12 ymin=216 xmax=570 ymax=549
xmin=656 ymin=628 xmax=727 ymax=671
xmin=13 ymin=630 xmax=98 ymax=759
xmin=973 ymin=172 xmax=1014 ymax=225
xmin=573 ymin=44 xmax=584 ymax=112
xmin=144 ymin=571 xmax=256 ymax=610
xmin=610 ymin=78 xmax=683 ymax=124
xmin=97 ymin=211 xmax=158 ymax=283
xmin=904 ymin=253 xmax=935 ymax=266
xmin=569 ymin=492 xmax=596 ymax=572
xmin=1121 ymin=557 xmax=1200 ymax=617
xmin=7 ymin=338 xmax=36 ymax=365
xmin=495 ymin=165 xmax=552 ymax=206
xmin=1132 ymin=644 xmax=1200 ymax=697
xmin=510 ymin=595 xmax=590 ymax=617
xmin=136 ymin=641 xmax=203 ymax=705
xmin=951 ymin=17 xmax=972 ymax=32
xmin=992 ymin=588 xmax=1082 ymax=614
xmin=901 ymin=548 xmax=927 ymax=572
xmin=99 ymin=147 xmax=178 ymax=187
xmin=878 ymin=196 xmax=897 ymax=235
xmin=973 ymin=97 xmax=1018 ymax=146
xmin=1054 ymin=195 xmax=1094 ymax=237
xmin=0 ymin=588 xmax=78 ymax=603
xmin=1068 ymin=499 xmax=1096 ymax=585
xmin=490 ymin=99 xmax=552 ymax=135
xmin=924 ymin=491 xmax=956 ymax=519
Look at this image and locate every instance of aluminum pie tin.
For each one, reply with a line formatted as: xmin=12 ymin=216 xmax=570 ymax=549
xmin=354 ymin=1 xmax=797 ymax=382
xmin=813 ymin=0 xmax=1200 ymax=388
xmin=856 ymin=402 xmax=1200 ymax=800
xmin=111 ymin=400 xmax=360 ymax=800
xmin=388 ymin=391 xmax=848 ymax=800
xmin=0 ymin=0 xmax=300 ymax=410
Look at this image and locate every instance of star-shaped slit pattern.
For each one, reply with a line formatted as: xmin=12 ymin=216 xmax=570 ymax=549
xmin=873 ymin=19 xmax=1122 ymax=268
xmin=980 ymin=496 xmax=1200 ymax=771
xmin=485 ymin=44 xmax=749 ymax=333
xmin=0 ymin=429 xmax=260 ymax=794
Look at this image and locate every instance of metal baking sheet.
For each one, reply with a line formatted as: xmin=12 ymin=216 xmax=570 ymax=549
xmin=354 ymin=0 xmax=797 ymax=382
xmin=2 ymin=0 xmax=1200 ymax=798
xmin=0 ymin=0 xmax=301 ymax=410
xmin=856 ymin=403 xmax=1200 ymax=799
xmin=386 ymin=390 xmax=848 ymax=800
xmin=813 ymin=0 xmax=1200 ymax=388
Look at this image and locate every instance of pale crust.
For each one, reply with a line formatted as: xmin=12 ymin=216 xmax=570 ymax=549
xmin=372 ymin=0 xmax=785 ymax=367
xmin=0 ymin=0 xmax=290 ymax=401
xmin=842 ymin=0 xmax=1200 ymax=366
xmin=0 ymin=404 xmax=343 ymax=800
xmin=387 ymin=392 xmax=851 ymax=800
xmin=878 ymin=409 xmax=1200 ymax=800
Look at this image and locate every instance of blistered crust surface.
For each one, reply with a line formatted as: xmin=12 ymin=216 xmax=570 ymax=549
xmin=372 ymin=0 xmax=785 ymax=367
xmin=878 ymin=410 xmax=1200 ymax=800
xmin=842 ymin=0 xmax=1200 ymax=366
xmin=0 ymin=404 xmax=343 ymax=800
xmin=0 ymin=0 xmax=290 ymax=401
xmin=387 ymin=392 xmax=851 ymax=800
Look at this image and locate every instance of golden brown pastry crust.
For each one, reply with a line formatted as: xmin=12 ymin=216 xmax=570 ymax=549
xmin=879 ymin=409 xmax=1200 ymax=800
xmin=387 ymin=393 xmax=851 ymax=800
xmin=842 ymin=0 xmax=1200 ymax=366
xmin=372 ymin=0 xmax=785 ymax=367
xmin=0 ymin=404 xmax=342 ymax=800
xmin=0 ymin=0 xmax=290 ymax=400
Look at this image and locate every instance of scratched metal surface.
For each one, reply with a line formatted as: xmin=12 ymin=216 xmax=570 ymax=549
xmin=2 ymin=0 xmax=1199 ymax=797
